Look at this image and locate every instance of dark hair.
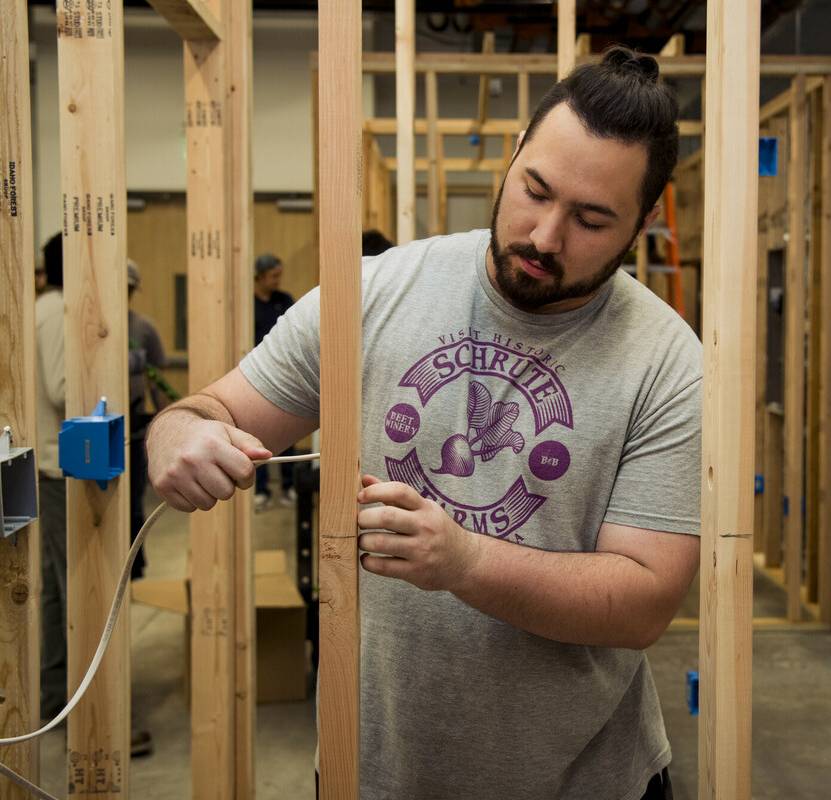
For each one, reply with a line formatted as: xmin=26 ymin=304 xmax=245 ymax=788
xmin=362 ymin=229 xmax=394 ymax=257
xmin=520 ymin=45 xmax=679 ymax=226
xmin=42 ymin=232 xmax=63 ymax=288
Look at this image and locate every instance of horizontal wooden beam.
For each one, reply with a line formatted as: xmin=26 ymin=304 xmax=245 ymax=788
xmin=385 ymin=156 xmax=504 ymax=173
xmin=670 ymin=617 xmax=828 ymax=632
xmin=312 ymin=51 xmax=831 ymax=78
xmin=759 ymin=75 xmax=823 ymax=123
xmin=366 ymin=117 xmax=702 ymax=137
xmin=145 ymin=0 xmax=222 ymax=41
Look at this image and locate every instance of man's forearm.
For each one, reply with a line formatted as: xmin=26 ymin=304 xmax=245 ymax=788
xmin=453 ymin=535 xmax=666 ymax=650
xmin=147 ymin=391 xmax=235 ymax=441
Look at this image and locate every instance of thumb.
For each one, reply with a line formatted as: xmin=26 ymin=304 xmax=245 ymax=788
xmin=225 ymin=425 xmax=272 ymax=460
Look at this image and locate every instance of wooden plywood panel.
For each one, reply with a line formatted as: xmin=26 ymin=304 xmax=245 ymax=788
xmin=0 ymin=1 xmax=40 ymax=794
xmin=56 ymin=1 xmax=131 ymax=795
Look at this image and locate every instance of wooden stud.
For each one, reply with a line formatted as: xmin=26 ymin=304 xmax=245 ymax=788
xmin=636 ymin=235 xmax=648 ymax=284
xmin=144 ymin=0 xmax=222 ymax=41
xmin=313 ymin=51 xmax=831 ymax=78
xmin=475 ymin=32 xmax=496 ymax=162
xmin=395 ymin=0 xmax=415 ymax=244
xmin=56 ymin=1 xmax=131 ymax=795
xmin=698 ymin=3 xmax=759 ymax=798
xmin=754 ymin=237 xmax=768 ymax=554
xmin=227 ymin=0 xmax=255 ymax=794
xmin=517 ymin=71 xmax=530 ymax=130
xmin=183 ymin=4 xmax=237 ymax=793
xmin=0 ymin=2 xmax=40 ymax=795
xmin=660 ymin=33 xmax=685 ymax=58
xmin=784 ymin=74 xmax=808 ymax=623
xmin=763 ymin=405 xmax=784 ymax=567
xmin=557 ymin=0 xmax=576 ymax=81
xmin=820 ymin=78 xmax=831 ymax=625
xmin=426 ymin=70 xmax=441 ymax=237
xmin=805 ymin=88 xmax=824 ymax=603
xmin=575 ymin=33 xmax=591 ymax=57
xmin=437 ymin=134 xmax=448 ymax=235
xmin=317 ymin=1 xmax=362 ymax=796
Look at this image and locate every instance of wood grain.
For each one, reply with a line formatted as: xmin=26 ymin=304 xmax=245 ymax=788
xmin=0 ymin=2 xmax=40 ymax=795
xmin=145 ymin=0 xmax=222 ymax=41
xmin=698 ymin=3 xmax=760 ymax=798
xmin=317 ymin=1 xmax=362 ymax=796
xmin=394 ymin=0 xmax=415 ymax=244
xmin=425 ymin=70 xmax=440 ymax=237
xmin=56 ymin=1 xmax=131 ymax=795
xmin=784 ymin=75 xmax=807 ymax=623
xmin=556 ymin=0 xmax=576 ymax=81
xmin=764 ymin=405 xmax=784 ymax=568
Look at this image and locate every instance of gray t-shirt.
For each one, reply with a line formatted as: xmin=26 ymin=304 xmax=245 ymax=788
xmin=241 ymin=229 xmax=702 ymax=800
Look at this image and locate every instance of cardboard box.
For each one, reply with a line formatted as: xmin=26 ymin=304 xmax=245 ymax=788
xmin=132 ymin=550 xmax=308 ymax=703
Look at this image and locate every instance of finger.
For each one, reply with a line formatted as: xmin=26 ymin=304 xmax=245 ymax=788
xmin=360 ymin=552 xmax=409 ymax=580
xmin=357 ymin=481 xmax=424 ymax=511
xmin=179 ymin=481 xmax=218 ymax=512
xmin=210 ymin=436 xmax=258 ymax=488
xmin=357 ymin=506 xmax=418 ymax=536
xmin=196 ymin=464 xmax=237 ymax=502
xmin=225 ymin=425 xmax=272 ymax=461
xmin=359 ymin=532 xmax=412 ymax=558
xmin=361 ymin=474 xmax=383 ymax=488
xmin=165 ymin=489 xmax=197 ymax=513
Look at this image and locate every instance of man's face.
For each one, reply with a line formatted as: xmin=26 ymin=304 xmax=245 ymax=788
xmin=489 ymin=102 xmax=652 ymax=313
xmin=258 ymin=265 xmax=282 ymax=293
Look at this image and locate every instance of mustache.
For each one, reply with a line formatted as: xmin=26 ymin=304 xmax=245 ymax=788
xmin=505 ymin=243 xmax=562 ymax=274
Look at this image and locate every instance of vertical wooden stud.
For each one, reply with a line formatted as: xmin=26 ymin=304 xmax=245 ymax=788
xmin=228 ymin=0 xmax=255 ymax=794
xmin=395 ymin=0 xmax=415 ymax=244
xmin=784 ymin=74 xmax=807 ymax=623
xmin=56 ymin=1 xmax=131 ymax=796
xmin=0 ymin=2 xmax=40 ymax=795
xmin=318 ymin=1 xmax=362 ymax=797
xmin=474 ymin=32 xmax=495 ymax=162
xmin=754 ymin=235 xmax=769 ymax=554
xmin=698 ymin=3 xmax=760 ymax=798
xmin=426 ymin=70 xmax=440 ymax=238
xmin=805 ymin=88 xmax=823 ymax=603
xmin=819 ymin=78 xmax=831 ymax=625
xmin=518 ymin=70 xmax=529 ymax=130
xmin=636 ymin=235 xmax=648 ymax=284
xmin=184 ymin=0 xmax=237 ymax=793
xmin=764 ymin=405 xmax=784 ymax=568
xmin=557 ymin=0 xmax=576 ymax=81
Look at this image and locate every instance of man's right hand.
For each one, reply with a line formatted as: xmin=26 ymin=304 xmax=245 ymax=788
xmin=146 ymin=411 xmax=272 ymax=512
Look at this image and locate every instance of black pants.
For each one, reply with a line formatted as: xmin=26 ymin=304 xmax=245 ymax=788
xmin=129 ymin=436 xmax=148 ymax=579
xmin=315 ymin=768 xmax=672 ymax=799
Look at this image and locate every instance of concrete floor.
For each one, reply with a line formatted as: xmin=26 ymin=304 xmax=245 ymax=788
xmin=36 ymin=484 xmax=831 ymax=798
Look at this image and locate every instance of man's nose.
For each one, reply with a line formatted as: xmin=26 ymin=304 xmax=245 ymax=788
xmin=530 ymin=210 xmax=566 ymax=255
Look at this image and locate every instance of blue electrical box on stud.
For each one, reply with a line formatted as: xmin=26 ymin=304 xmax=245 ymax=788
xmin=59 ymin=397 xmax=125 ymax=490
xmin=759 ymin=137 xmax=778 ymax=176
xmin=686 ymin=670 xmax=699 ymax=716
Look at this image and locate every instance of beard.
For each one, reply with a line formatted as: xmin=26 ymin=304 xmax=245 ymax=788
xmin=489 ymin=180 xmax=636 ymax=312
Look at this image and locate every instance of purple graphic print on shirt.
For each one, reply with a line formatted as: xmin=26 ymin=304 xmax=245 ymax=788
xmin=385 ymin=333 xmax=573 ymax=543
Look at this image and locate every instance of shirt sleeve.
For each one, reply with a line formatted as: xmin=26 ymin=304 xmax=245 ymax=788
xmin=604 ymin=376 xmax=702 ymax=535
xmin=38 ymin=304 xmax=66 ymax=409
xmin=239 ymin=286 xmax=320 ymax=418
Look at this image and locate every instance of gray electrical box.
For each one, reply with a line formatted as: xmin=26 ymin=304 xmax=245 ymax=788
xmin=0 ymin=427 xmax=38 ymax=537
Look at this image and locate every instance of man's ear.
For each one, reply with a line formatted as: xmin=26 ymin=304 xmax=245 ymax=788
xmin=512 ymin=129 xmax=526 ymax=160
xmin=639 ymin=204 xmax=661 ymax=238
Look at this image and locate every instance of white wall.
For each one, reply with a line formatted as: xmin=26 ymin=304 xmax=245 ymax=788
xmin=30 ymin=8 xmax=374 ymax=247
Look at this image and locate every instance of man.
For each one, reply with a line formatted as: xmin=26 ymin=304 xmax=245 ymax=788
xmin=35 ymin=233 xmax=68 ymax=721
xmin=252 ymin=252 xmax=296 ymax=508
xmin=148 ymin=47 xmax=700 ymax=799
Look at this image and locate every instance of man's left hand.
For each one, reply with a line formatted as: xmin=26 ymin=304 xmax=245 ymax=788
xmin=357 ymin=475 xmax=482 ymax=592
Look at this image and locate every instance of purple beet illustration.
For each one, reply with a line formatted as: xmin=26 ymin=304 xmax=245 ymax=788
xmin=432 ymin=381 xmax=525 ymax=477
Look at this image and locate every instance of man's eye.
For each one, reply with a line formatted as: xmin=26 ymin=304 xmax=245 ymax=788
xmin=576 ymin=216 xmax=603 ymax=232
xmin=523 ymin=186 xmax=546 ymax=203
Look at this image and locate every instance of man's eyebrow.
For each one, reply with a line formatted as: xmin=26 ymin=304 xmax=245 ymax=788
xmin=525 ymin=166 xmax=620 ymax=221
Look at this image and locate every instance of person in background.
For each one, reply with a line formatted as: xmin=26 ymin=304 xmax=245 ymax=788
xmin=253 ymin=253 xmax=295 ymax=510
xmin=362 ymin=229 xmax=394 ymax=257
xmin=127 ymin=258 xmax=169 ymax=580
xmin=35 ymin=233 xmax=67 ymax=722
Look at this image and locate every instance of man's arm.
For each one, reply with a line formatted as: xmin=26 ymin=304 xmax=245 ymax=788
xmin=147 ymin=366 xmax=318 ymax=512
xmin=357 ymin=478 xmax=699 ymax=650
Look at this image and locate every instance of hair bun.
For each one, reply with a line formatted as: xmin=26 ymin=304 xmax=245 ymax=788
xmin=602 ymin=46 xmax=660 ymax=84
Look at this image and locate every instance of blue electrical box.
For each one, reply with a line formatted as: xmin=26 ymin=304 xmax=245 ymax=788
xmin=686 ymin=670 xmax=699 ymax=716
xmin=59 ymin=398 xmax=125 ymax=490
xmin=759 ymin=137 xmax=778 ymax=176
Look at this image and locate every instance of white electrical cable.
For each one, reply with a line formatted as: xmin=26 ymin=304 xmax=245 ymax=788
xmin=0 ymin=452 xmax=320 ymax=799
